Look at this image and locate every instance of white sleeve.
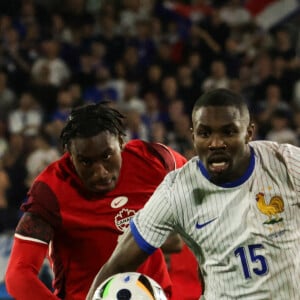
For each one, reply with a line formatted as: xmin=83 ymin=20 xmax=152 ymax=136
xmin=281 ymin=143 xmax=300 ymax=203
xmin=131 ymin=176 xmax=175 ymax=251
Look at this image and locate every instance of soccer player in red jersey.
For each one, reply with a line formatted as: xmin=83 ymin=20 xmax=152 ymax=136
xmin=5 ymin=103 xmax=188 ymax=300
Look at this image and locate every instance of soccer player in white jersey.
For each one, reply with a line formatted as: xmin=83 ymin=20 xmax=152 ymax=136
xmin=87 ymin=88 xmax=300 ymax=300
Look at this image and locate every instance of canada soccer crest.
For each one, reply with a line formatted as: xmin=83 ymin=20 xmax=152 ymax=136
xmin=115 ymin=208 xmax=136 ymax=232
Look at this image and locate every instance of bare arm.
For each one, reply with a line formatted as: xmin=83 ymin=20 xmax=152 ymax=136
xmin=161 ymin=232 xmax=184 ymax=254
xmin=86 ymin=230 xmax=149 ymax=300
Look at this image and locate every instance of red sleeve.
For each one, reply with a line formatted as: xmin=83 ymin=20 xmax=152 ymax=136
xmin=137 ymin=249 xmax=172 ymax=299
xmin=166 ymin=146 xmax=187 ymax=169
xmin=22 ymin=181 xmax=61 ymax=229
xmin=146 ymin=142 xmax=187 ymax=171
xmin=5 ymin=237 xmax=59 ymax=299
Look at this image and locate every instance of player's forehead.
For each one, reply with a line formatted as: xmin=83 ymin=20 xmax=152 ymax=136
xmin=70 ymin=131 xmax=118 ymax=157
xmin=193 ymin=105 xmax=245 ymax=128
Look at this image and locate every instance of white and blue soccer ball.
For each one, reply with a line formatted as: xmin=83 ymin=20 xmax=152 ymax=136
xmin=92 ymin=272 xmax=167 ymax=300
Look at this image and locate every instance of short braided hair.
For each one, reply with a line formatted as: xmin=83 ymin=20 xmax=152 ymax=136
xmin=60 ymin=102 xmax=126 ymax=150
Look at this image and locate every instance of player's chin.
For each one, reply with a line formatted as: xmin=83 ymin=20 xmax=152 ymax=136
xmin=209 ymin=170 xmax=230 ymax=185
xmin=90 ymin=180 xmax=117 ymax=194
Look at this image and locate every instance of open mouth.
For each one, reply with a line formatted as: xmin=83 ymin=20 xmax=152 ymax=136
xmin=208 ymin=161 xmax=229 ymax=173
xmin=207 ymin=155 xmax=230 ymax=174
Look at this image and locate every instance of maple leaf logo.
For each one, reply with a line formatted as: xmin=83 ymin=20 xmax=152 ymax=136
xmin=115 ymin=208 xmax=136 ymax=232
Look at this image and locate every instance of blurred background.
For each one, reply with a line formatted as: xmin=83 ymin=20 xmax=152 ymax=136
xmin=0 ymin=0 xmax=299 ymax=298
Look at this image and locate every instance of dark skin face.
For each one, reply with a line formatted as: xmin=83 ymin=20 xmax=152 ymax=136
xmin=69 ymin=131 xmax=124 ymax=194
xmin=192 ymin=105 xmax=254 ymax=185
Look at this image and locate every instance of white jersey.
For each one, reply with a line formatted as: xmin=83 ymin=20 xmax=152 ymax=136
xmin=132 ymin=141 xmax=300 ymax=299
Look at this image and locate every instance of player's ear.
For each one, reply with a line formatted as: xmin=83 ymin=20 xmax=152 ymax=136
xmin=245 ymin=123 xmax=255 ymax=143
xmin=119 ymin=136 xmax=125 ymax=150
xmin=190 ymin=127 xmax=195 ymax=142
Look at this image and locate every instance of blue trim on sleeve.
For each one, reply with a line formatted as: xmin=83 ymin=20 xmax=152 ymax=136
xmin=130 ymin=219 xmax=157 ymax=255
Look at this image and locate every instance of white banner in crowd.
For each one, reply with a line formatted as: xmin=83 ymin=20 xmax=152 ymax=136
xmin=246 ymin=0 xmax=300 ymax=30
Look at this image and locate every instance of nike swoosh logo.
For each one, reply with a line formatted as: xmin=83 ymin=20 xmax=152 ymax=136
xmin=196 ymin=217 xmax=218 ymax=229
xmin=111 ymin=196 xmax=128 ymax=208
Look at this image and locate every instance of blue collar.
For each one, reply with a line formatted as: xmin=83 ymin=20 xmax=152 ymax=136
xmin=197 ymin=146 xmax=255 ymax=188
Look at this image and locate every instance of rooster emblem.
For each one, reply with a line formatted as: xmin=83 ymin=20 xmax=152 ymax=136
xmin=255 ymin=193 xmax=284 ymax=224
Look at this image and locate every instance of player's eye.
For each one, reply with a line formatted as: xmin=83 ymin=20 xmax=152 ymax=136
xmin=197 ymin=130 xmax=210 ymax=138
xmin=80 ymin=158 xmax=93 ymax=166
xmin=224 ymin=128 xmax=237 ymax=136
xmin=102 ymin=153 xmax=112 ymax=161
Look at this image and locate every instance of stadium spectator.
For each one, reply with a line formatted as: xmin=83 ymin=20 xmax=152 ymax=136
xmin=1 ymin=27 xmax=32 ymax=94
xmin=83 ymin=65 xmax=118 ymax=104
xmin=140 ymin=63 xmax=163 ymax=97
xmin=141 ymin=92 xmax=168 ymax=133
xmin=149 ymin=121 xmax=169 ymax=144
xmin=119 ymin=0 xmax=153 ymax=37
xmin=123 ymin=103 xmax=148 ymax=142
xmin=176 ymin=64 xmax=201 ymax=114
xmin=160 ymin=76 xmax=179 ymax=111
xmin=72 ymin=53 xmax=96 ymax=92
xmin=0 ymin=120 xmax=9 ymax=159
xmin=165 ymin=98 xmax=186 ymax=131
xmin=265 ymin=108 xmax=298 ymax=146
xmin=269 ymin=27 xmax=297 ymax=65
xmin=153 ymin=40 xmax=177 ymax=76
xmin=95 ymin=13 xmax=125 ymax=66
xmin=202 ymin=59 xmax=230 ymax=92
xmin=1 ymin=133 xmax=27 ymax=230
xmin=0 ymin=164 xmax=10 ymax=210
xmin=44 ymin=87 xmax=76 ymax=148
xmin=171 ymin=114 xmax=194 ymax=158
xmin=186 ymin=51 xmax=207 ymax=91
xmin=128 ymin=19 xmax=156 ymax=67
xmin=49 ymin=13 xmax=73 ymax=44
xmin=0 ymin=71 xmax=16 ymax=120
xmin=7 ymin=91 xmax=43 ymax=136
xmin=200 ymin=7 xmax=230 ymax=52
xmin=24 ymin=131 xmax=60 ymax=187
xmin=31 ymin=39 xmax=70 ymax=87
xmin=122 ymin=45 xmax=143 ymax=80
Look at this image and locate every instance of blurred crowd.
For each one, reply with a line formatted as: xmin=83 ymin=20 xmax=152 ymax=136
xmin=0 ymin=0 xmax=299 ymax=232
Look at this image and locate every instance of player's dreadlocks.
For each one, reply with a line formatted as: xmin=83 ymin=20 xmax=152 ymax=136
xmin=60 ymin=102 xmax=126 ymax=150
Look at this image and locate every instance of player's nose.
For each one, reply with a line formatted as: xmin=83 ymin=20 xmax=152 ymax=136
xmin=208 ymin=135 xmax=227 ymax=151
xmin=93 ymin=162 xmax=109 ymax=178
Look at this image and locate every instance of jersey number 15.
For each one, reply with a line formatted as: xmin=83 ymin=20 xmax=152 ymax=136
xmin=234 ymin=244 xmax=269 ymax=279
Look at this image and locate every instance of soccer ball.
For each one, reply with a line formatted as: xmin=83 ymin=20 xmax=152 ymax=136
xmin=92 ymin=272 xmax=167 ymax=300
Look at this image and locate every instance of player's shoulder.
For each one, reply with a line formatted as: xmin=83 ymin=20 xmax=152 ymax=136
xmin=250 ymin=140 xmax=300 ymax=172
xmin=124 ymin=140 xmax=186 ymax=171
xmin=34 ymin=152 xmax=73 ymax=183
xmin=250 ymin=140 xmax=300 ymax=157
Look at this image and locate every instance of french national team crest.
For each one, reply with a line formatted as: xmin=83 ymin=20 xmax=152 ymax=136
xmin=255 ymin=192 xmax=284 ymax=225
xmin=115 ymin=208 xmax=136 ymax=232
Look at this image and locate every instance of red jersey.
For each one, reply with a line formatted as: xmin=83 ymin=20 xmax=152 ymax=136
xmin=169 ymin=245 xmax=203 ymax=300
xmin=21 ymin=140 xmax=186 ymax=299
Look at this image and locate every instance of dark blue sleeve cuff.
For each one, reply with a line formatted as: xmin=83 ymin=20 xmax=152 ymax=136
xmin=130 ymin=219 xmax=157 ymax=255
